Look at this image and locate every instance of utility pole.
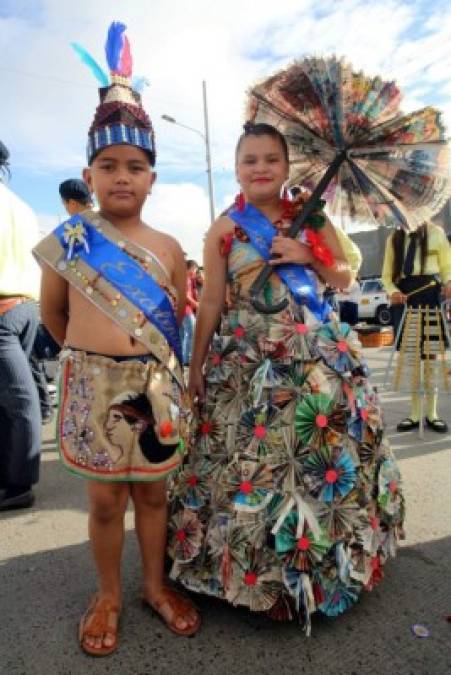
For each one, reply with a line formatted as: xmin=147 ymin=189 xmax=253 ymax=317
xmin=202 ymin=80 xmax=215 ymax=224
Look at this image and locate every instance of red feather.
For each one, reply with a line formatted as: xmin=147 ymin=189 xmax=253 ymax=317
xmin=118 ymin=35 xmax=132 ymax=78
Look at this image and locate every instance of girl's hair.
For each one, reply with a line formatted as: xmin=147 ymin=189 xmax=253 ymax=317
xmin=391 ymin=223 xmax=428 ymax=283
xmin=235 ymin=121 xmax=289 ymax=163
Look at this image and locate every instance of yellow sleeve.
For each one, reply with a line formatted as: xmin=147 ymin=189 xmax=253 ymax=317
xmin=435 ymin=226 xmax=451 ymax=284
xmin=335 ymin=228 xmax=362 ymax=275
xmin=381 ymin=232 xmax=398 ymax=295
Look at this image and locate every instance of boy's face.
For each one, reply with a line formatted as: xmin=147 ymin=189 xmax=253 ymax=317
xmin=83 ymin=145 xmax=155 ymax=218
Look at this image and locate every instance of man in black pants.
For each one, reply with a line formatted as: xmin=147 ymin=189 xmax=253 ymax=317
xmin=382 ymin=222 xmax=451 ymax=433
xmin=0 ymin=141 xmax=41 ymax=510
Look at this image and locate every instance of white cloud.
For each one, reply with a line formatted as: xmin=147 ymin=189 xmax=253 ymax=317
xmin=2 ymin=0 xmax=451 ymax=258
xmin=36 ymin=182 xmax=210 ymax=262
xmin=37 ymin=212 xmax=60 ymax=235
xmin=3 ymin=0 xmax=450 ymax=176
xmin=143 ymin=182 xmax=210 ymax=263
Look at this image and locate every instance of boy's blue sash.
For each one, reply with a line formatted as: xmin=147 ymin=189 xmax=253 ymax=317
xmin=53 ymin=214 xmax=182 ymax=363
xmin=228 ymin=204 xmax=330 ymax=320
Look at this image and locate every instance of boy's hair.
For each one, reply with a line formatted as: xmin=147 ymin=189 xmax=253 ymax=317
xmin=235 ymin=121 xmax=289 ymax=163
xmin=59 ymin=179 xmax=92 ymax=205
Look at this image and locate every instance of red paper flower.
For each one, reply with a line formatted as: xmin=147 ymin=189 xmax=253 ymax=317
xmin=295 ymin=322 xmax=309 ymax=335
xmin=159 ymin=420 xmax=174 ymax=438
xmin=305 ymin=228 xmax=335 ymax=268
xmin=220 ymin=232 xmax=234 ymax=256
xmin=187 ymin=474 xmax=198 ymax=487
xmin=244 ymin=571 xmax=258 ymax=586
xmin=239 ymin=480 xmax=253 ymax=494
xmin=253 ymin=424 xmax=267 ymax=439
xmin=200 ymin=421 xmax=212 ymax=435
xmin=305 ymin=229 xmax=321 ymax=246
xmin=365 ymin=555 xmax=384 ymax=591
xmin=315 ymin=413 xmax=328 ymax=428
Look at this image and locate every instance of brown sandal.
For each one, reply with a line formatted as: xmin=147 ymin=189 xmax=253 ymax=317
xmin=143 ymin=587 xmax=200 ymax=637
xmin=78 ymin=594 xmax=121 ymax=657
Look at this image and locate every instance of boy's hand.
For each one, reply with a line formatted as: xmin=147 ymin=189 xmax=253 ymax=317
xmin=188 ymin=368 xmax=205 ymax=406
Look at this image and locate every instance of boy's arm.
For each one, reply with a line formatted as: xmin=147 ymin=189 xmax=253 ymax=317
xmin=39 ymin=263 xmax=69 ymax=346
xmin=170 ymin=241 xmax=187 ymax=324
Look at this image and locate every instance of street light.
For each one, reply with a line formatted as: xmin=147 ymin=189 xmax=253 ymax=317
xmin=162 ymin=80 xmax=215 ymax=224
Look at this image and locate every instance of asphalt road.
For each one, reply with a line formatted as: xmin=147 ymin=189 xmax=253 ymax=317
xmin=1 ymin=347 xmax=450 ymax=675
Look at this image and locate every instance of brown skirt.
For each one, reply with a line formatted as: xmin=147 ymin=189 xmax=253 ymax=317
xmin=58 ymin=349 xmax=188 ymax=481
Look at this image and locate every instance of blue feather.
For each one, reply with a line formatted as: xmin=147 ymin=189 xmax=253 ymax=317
xmin=132 ymin=76 xmax=150 ymax=93
xmin=71 ymin=43 xmax=109 ymax=86
xmin=105 ymin=21 xmax=126 ymax=72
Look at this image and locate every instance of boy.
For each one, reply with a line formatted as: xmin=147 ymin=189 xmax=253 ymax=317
xmin=59 ymin=178 xmax=93 ymax=216
xmin=33 ymin=22 xmax=199 ymax=656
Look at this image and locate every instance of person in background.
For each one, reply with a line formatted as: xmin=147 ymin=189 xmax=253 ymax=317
xmin=31 ymin=322 xmax=61 ymax=422
xmin=0 ymin=140 xmax=42 ymax=510
xmin=334 ymin=227 xmax=362 ymax=280
xmin=59 ymin=178 xmax=93 ymax=216
xmin=179 ymin=259 xmax=199 ymax=365
xmin=195 ymin=265 xmax=204 ymax=298
xmin=339 ymin=277 xmax=361 ymax=326
xmin=382 ymin=222 xmax=451 ymax=433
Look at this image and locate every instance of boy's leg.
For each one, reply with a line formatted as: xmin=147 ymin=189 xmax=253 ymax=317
xmin=131 ymin=481 xmax=199 ymax=633
xmin=82 ymin=481 xmax=129 ymax=652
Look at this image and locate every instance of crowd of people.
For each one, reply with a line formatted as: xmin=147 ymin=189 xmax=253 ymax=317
xmin=0 ymin=19 xmax=450 ymax=659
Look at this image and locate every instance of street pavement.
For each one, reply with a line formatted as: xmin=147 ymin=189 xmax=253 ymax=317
xmin=1 ymin=346 xmax=450 ymax=675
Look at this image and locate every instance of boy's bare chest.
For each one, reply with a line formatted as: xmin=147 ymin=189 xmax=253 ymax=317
xmin=119 ymin=230 xmax=174 ymax=278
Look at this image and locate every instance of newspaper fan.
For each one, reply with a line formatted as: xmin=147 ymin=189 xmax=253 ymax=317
xmin=246 ymin=55 xmax=451 ymax=232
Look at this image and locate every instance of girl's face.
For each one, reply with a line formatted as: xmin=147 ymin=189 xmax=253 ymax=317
xmin=235 ymin=134 xmax=289 ymax=205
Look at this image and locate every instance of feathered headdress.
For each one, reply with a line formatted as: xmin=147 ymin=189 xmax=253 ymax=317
xmin=72 ymin=22 xmax=155 ymax=165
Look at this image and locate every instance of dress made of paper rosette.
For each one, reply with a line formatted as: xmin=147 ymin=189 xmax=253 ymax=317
xmin=168 ymin=218 xmax=405 ymax=634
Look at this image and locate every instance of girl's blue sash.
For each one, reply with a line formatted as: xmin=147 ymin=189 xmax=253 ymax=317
xmin=229 ymin=204 xmax=330 ymax=320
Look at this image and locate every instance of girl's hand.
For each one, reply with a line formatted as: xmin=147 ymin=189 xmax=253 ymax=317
xmin=444 ymin=281 xmax=451 ymax=299
xmin=269 ymin=235 xmax=314 ymax=265
xmin=188 ymin=367 xmax=205 ymax=406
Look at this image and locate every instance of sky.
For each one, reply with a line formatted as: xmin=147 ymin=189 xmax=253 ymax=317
xmin=1 ymin=0 xmax=451 ymax=262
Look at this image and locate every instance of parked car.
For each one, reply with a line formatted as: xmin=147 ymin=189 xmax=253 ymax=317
xmin=336 ymin=278 xmax=392 ymax=325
